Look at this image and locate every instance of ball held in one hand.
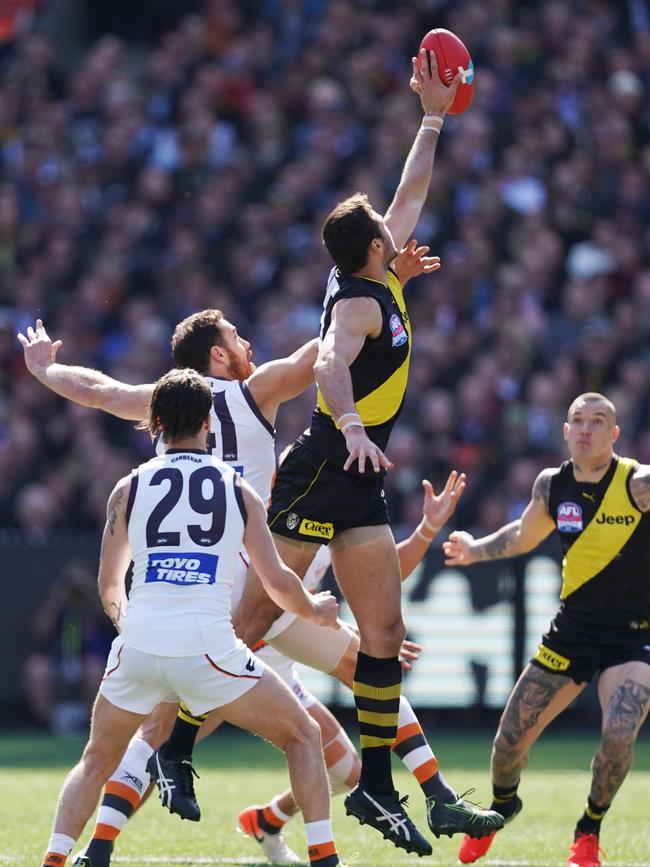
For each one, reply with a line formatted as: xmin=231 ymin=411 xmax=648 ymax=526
xmin=418 ymin=28 xmax=475 ymax=115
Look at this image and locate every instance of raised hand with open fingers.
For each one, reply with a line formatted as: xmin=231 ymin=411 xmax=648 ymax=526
xmin=17 ymin=319 xmax=63 ymax=377
xmin=420 ymin=471 xmax=466 ymax=536
xmin=393 ymin=239 xmax=441 ymax=286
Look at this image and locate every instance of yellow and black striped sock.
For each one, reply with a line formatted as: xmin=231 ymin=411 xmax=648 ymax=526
xmin=490 ymin=783 xmax=520 ymax=820
xmin=161 ymin=703 xmax=208 ymax=759
xmin=576 ymin=796 xmax=609 ymax=836
xmin=353 ymin=651 xmax=401 ymax=796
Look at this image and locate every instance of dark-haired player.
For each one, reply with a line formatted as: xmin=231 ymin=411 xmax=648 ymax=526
xmin=444 ymin=393 xmax=650 ymax=867
xmin=41 ymin=369 xmax=342 ymax=867
xmin=228 ymin=47 xmax=503 ymax=856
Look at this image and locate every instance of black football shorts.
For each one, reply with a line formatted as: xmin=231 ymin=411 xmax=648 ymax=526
xmin=530 ymin=612 xmax=650 ymax=684
xmin=267 ymin=441 xmax=389 ymax=543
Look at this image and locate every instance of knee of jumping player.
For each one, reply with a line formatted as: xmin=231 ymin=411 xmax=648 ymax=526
xmin=360 ymin=615 xmax=405 ymax=658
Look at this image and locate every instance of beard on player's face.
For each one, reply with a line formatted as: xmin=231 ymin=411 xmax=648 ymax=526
xmin=224 ymin=345 xmax=254 ymax=381
xmin=384 ymin=241 xmax=398 ymax=267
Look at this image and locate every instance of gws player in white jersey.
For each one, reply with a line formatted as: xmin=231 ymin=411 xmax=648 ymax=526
xmin=41 ymin=369 xmax=343 ymax=867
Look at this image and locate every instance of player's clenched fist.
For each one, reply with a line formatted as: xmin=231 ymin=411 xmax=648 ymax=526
xmin=310 ymin=591 xmax=340 ymax=629
xmin=443 ymin=530 xmax=477 ymax=566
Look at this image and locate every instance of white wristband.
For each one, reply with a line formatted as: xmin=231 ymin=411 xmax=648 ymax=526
xmin=421 ymin=114 xmax=444 ymax=134
xmin=336 ymin=411 xmax=361 ymax=428
xmin=341 ymin=420 xmax=364 ymax=435
xmin=416 ymin=518 xmax=438 ymax=542
xmin=416 ymin=525 xmax=435 ymax=542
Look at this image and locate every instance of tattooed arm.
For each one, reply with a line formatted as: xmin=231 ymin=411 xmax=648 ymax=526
xmin=443 ymin=468 xmax=557 ymax=566
xmin=98 ymin=475 xmax=132 ymax=632
xmin=629 ymin=464 xmax=650 ymax=513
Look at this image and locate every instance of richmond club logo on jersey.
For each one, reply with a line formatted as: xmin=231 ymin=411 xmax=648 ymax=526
xmin=389 ymin=313 xmax=408 ymax=347
xmin=145 ymin=552 xmax=218 ymax=586
xmin=557 ymin=502 xmax=583 ymax=532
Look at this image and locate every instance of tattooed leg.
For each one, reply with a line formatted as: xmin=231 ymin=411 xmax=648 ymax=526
xmin=491 ymin=663 xmax=584 ymax=788
xmin=591 ymin=664 xmax=650 ymax=806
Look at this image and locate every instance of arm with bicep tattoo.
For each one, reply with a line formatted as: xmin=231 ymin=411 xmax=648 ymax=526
xmin=629 ymin=464 xmax=650 ymax=512
xmin=98 ymin=476 xmax=133 ymax=632
xmin=444 ymin=469 xmax=557 ymax=566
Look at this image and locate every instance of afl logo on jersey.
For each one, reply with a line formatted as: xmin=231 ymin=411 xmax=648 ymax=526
xmin=557 ymin=502 xmax=583 ymax=532
xmin=389 ymin=314 xmax=408 ymax=347
xmin=286 ymin=512 xmax=299 ymax=530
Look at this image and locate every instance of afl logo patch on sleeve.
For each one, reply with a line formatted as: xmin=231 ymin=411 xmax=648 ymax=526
xmin=557 ymin=502 xmax=583 ymax=532
xmin=389 ymin=313 xmax=408 ymax=347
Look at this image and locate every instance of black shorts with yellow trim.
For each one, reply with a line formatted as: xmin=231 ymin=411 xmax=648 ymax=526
xmin=267 ymin=441 xmax=389 ymax=542
xmin=531 ymin=614 xmax=650 ymax=684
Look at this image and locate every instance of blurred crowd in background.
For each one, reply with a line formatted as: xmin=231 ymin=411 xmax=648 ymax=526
xmin=1 ymin=0 xmax=649 ymax=549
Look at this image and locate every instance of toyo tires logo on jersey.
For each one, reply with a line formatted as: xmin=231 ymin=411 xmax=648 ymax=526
xmin=390 ymin=313 xmax=408 ymax=347
xmin=145 ymin=552 xmax=218 ymax=585
xmin=557 ymin=502 xmax=583 ymax=532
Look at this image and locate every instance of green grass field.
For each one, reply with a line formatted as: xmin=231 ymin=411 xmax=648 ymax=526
xmin=4 ymin=729 xmax=650 ymax=866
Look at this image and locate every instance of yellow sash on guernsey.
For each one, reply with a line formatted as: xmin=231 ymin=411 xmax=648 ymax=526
xmin=561 ymin=457 xmax=640 ymax=599
xmin=318 ymin=271 xmax=412 ymax=427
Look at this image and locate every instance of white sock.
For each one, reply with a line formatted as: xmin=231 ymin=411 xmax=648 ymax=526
xmin=45 ymin=832 xmax=75 ymax=856
xmin=106 ymin=736 xmax=153 ymax=795
xmin=269 ymin=795 xmax=293 ymax=824
xmin=304 ymin=818 xmax=334 ymax=846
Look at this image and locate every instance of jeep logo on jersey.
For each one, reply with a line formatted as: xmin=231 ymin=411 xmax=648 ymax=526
xmin=299 ymin=518 xmax=334 ymax=539
xmin=286 ymin=512 xmax=299 ymax=530
xmin=595 ymin=512 xmax=636 ymax=526
xmin=557 ymin=502 xmax=583 ymax=532
xmin=145 ymin=552 xmax=218 ymax=586
xmin=389 ymin=313 xmax=408 ymax=347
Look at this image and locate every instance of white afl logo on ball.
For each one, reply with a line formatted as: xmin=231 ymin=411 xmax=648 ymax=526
xmin=286 ymin=512 xmax=299 ymax=530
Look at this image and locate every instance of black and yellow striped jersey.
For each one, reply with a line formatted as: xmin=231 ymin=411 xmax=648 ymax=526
xmin=300 ymin=266 xmax=411 ymax=473
xmin=548 ymin=455 xmax=650 ymax=630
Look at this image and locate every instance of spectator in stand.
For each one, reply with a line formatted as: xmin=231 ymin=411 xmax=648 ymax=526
xmin=0 ymin=0 xmax=648 ymax=559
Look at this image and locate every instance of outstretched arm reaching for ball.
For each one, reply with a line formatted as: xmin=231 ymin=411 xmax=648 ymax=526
xmin=384 ymin=48 xmax=460 ymax=250
xmin=18 ymin=319 xmax=152 ymax=420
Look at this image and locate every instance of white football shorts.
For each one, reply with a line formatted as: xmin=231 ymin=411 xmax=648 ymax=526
xmin=100 ymin=635 xmax=264 ymax=717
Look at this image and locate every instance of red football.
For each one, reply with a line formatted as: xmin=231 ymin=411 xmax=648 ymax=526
xmin=418 ymin=28 xmax=475 ymax=115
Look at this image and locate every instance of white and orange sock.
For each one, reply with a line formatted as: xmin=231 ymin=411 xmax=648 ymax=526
xmin=305 ymin=819 xmax=339 ymax=865
xmin=84 ymin=737 xmax=153 ymax=861
xmin=393 ymin=696 xmax=456 ymax=802
xmin=42 ymin=833 xmax=75 ymax=866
